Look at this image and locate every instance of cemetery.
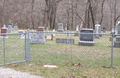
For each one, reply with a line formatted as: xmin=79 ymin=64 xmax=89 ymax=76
xmin=0 ymin=22 xmax=120 ymax=78
xmin=2 ymin=0 xmax=120 ymax=77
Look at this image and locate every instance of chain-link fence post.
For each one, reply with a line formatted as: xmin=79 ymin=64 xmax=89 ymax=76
xmin=27 ymin=29 xmax=30 ymax=65
xmin=3 ymin=36 xmax=5 ymax=65
xmin=25 ymin=32 xmax=27 ymax=60
xmin=111 ymin=33 xmax=114 ymax=68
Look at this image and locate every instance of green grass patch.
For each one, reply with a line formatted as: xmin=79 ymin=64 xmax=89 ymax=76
xmin=1 ymin=31 xmax=120 ymax=77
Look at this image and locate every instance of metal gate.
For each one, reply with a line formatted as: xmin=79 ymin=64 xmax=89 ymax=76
xmin=0 ymin=32 xmax=30 ymax=66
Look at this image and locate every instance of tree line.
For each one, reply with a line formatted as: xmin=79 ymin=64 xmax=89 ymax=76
xmin=0 ymin=0 xmax=120 ymax=31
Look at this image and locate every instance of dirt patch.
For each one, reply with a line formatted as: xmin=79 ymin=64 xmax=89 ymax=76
xmin=0 ymin=67 xmax=43 ymax=78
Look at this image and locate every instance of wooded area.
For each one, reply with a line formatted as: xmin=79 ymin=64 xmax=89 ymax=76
xmin=0 ymin=0 xmax=120 ymax=30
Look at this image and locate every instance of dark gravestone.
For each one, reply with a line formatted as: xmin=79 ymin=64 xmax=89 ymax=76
xmin=114 ymin=23 xmax=120 ymax=48
xmin=56 ymin=38 xmax=74 ymax=44
xmin=79 ymin=28 xmax=95 ymax=46
xmin=103 ymin=27 xmax=106 ymax=33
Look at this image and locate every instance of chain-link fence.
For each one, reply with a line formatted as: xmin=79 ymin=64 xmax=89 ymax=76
xmin=29 ymin=31 xmax=120 ymax=68
xmin=0 ymin=30 xmax=120 ymax=69
xmin=0 ymin=33 xmax=26 ymax=66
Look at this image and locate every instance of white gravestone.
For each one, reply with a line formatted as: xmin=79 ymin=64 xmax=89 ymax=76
xmin=52 ymin=29 xmax=55 ymax=37
xmin=20 ymin=34 xmax=31 ymax=39
xmin=65 ymin=24 xmax=67 ymax=31
xmin=94 ymin=24 xmax=101 ymax=38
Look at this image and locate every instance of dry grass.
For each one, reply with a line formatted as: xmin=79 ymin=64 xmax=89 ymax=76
xmin=0 ymin=30 xmax=120 ymax=78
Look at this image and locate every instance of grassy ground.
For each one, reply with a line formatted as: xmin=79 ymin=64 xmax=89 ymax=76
xmin=0 ymin=30 xmax=120 ymax=78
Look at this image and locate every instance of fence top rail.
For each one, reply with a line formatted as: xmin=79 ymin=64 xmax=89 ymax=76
xmin=0 ymin=33 xmax=24 ymax=35
xmin=29 ymin=31 xmax=120 ymax=36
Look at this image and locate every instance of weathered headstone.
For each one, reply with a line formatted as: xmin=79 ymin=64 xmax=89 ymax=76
xmin=67 ymin=30 xmax=70 ymax=37
xmin=94 ymin=24 xmax=101 ymax=38
xmin=18 ymin=30 xmax=24 ymax=34
xmin=58 ymin=23 xmax=64 ymax=32
xmin=79 ymin=28 xmax=95 ymax=46
xmin=102 ymin=27 xmax=106 ymax=33
xmin=114 ymin=22 xmax=120 ymax=48
xmin=13 ymin=25 xmax=18 ymax=29
xmin=8 ymin=20 xmax=13 ymax=27
xmin=31 ymin=26 xmax=45 ymax=44
xmin=56 ymin=38 xmax=74 ymax=44
xmin=8 ymin=25 xmax=12 ymax=33
xmin=46 ymin=27 xmax=48 ymax=32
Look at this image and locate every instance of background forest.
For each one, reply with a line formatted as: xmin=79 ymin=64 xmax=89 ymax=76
xmin=0 ymin=0 xmax=120 ymax=31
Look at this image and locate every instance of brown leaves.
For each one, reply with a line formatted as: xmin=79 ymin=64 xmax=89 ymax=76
xmin=72 ymin=63 xmax=81 ymax=67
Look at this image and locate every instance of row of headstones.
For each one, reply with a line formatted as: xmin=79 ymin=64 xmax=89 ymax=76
xmin=1 ymin=22 xmax=18 ymax=34
xmin=20 ymin=22 xmax=120 ymax=47
xmin=114 ymin=22 xmax=120 ymax=48
xmin=78 ymin=22 xmax=120 ymax=47
xmin=25 ymin=23 xmax=103 ymax=45
xmin=57 ymin=23 xmax=106 ymax=33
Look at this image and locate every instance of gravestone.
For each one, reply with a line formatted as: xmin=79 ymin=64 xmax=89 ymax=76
xmin=111 ymin=26 xmax=115 ymax=34
xmin=67 ymin=30 xmax=70 ymax=37
xmin=65 ymin=24 xmax=67 ymax=31
xmin=110 ymin=26 xmax=116 ymax=41
xmin=18 ymin=30 xmax=24 ymax=34
xmin=31 ymin=26 xmax=45 ymax=44
xmin=13 ymin=25 xmax=18 ymax=29
xmin=75 ymin=23 xmax=79 ymax=36
xmin=8 ymin=25 xmax=12 ymax=33
xmin=103 ymin=27 xmax=106 ymax=33
xmin=94 ymin=24 xmax=101 ymax=38
xmin=1 ymin=25 xmax=8 ymax=35
xmin=0 ymin=25 xmax=8 ymax=38
xmin=52 ymin=29 xmax=55 ymax=37
xmin=58 ymin=23 xmax=64 ymax=32
xmin=20 ymin=34 xmax=31 ymax=39
xmin=46 ymin=27 xmax=48 ymax=32
xmin=8 ymin=20 xmax=13 ymax=27
xmin=114 ymin=23 xmax=120 ymax=48
xmin=20 ymin=34 xmax=25 ymax=39
xmin=79 ymin=28 xmax=95 ymax=46
xmin=46 ymin=35 xmax=53 ymax=40
xmin=56 ymin=38 xmax=74 ymax=44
